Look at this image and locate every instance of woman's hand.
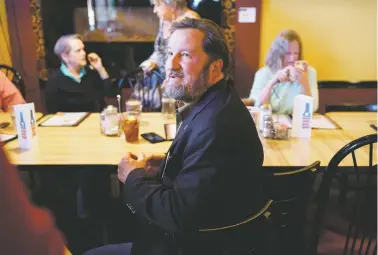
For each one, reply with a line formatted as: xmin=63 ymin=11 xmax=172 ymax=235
xmin=274 ymin=66 xmax=294 ymax=83
xmin=142 ymin=62 xmax=158 ymax=74
xmin=88 ymin=52 xmax=109 ymax=79
xmin=296 ymin=67 xmax=309 ymax=86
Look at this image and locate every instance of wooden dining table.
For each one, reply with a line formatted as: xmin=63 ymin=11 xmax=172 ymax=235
xmin=262 ymin=111 xmax=376 ymax=167
xmin=3 ymin=113 xmax=172 ymax=166
xmin=2 ymin=112 xmax=376 ymax=168
xmin=325 ymin=111 xmax=377 ymax=133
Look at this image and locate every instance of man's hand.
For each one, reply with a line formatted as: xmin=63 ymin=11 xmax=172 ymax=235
xmin=144 ymin=153 xmax=165 ymax=174
xmin=117 ymin=153 xmax=165 ymax=183
xmin=118 ymin=152 xmax=146 ymax=184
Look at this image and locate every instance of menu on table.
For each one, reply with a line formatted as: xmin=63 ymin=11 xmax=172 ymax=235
xmin=0 ymin=134 xmax=17 ymax=143
xmin=272 ymin=114 xmax=339 ymax=129
xmin=39 ymin=112 xmax=90 ymax=127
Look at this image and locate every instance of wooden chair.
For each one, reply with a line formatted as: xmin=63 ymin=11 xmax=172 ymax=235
xmin=121 ymin=67 xmax=163 ymax=112
xmin=198 ymin=199 xmax=273 ymax=255
xmin=310 ymin=134 xmax=377 ymax=255
xmin=264 ymin=161 xmax=321 ymax=255
xmin=0 ymin=64 xmax=26 ymax=99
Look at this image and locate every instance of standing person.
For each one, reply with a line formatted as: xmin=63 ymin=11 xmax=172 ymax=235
xmin=0 ymin=146 xmax=67 ymax=255
xmin=243 ymin=29 xmax=319 ymax=114
xmin=137 ymin=0 xmax=199 ymax=110
xmin=85 ymin=18 xmax=265 ymax=255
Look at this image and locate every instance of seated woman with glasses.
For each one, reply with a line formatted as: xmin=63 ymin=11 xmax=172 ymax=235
xmin=243 ymin=29 xmax=319 ymax=114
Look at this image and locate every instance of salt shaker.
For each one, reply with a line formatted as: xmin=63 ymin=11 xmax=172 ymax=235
xmin=259 ymin=104 xmax=272 ymax=133
xmin=262 ymin=114 xmax=274 ymax=138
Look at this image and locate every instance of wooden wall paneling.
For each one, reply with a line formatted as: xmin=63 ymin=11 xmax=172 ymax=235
xmin=318 ymin=88 xmax=377 ymax=114
xmin=5 ymin=0 xmax=42 ymax=110
xmin=234 ymin=0 xmax=262 ymax=97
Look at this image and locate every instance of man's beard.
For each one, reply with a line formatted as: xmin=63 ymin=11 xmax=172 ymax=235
xmin=164 ymin=68 xmax=210 ymax=103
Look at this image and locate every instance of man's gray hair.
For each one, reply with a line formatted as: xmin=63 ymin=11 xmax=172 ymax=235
xmin=53 ymin=34 xmax=83 ymax=60
xmin=149 ymin=0 xmax=188 ymax=10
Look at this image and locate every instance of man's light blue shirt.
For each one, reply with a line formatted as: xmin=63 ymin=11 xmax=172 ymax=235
xmin=248 ymin=66 xmax=319 ymax=114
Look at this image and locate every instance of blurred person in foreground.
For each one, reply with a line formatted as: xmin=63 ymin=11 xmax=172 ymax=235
xmin=0 ymin=145 xmax=71 ymax=255
xmin=0 ymin=70 xmax=26 ymax=112
xmin=84 ymin=18 xmax=264 ymax=255
xmin=243 ymin=29 xmax=319 ymax=114
xmin=46 ymin=34 xmax=119 ymax=113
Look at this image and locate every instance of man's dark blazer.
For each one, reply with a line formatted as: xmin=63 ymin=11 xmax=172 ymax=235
xmin=124 ymin=78 xmax=265 ymax=255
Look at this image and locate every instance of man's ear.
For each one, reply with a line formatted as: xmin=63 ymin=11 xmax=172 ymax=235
xmin=211 ymin=59 xmax=223 ymax=74
xmin=216 ymin=59 xmax=224 ymax=73
xmin=208 ymin=59 xmax=224 ymax=84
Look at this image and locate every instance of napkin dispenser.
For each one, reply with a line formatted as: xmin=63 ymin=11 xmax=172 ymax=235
xmin=13 ymin=103 xmax=38 ymax=149
xmin=291 ymin=95 xmax=313 ymax=138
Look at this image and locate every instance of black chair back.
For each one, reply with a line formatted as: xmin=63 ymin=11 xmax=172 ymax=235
xmin=0 ymin=64 xmax=26 ymax=99
xmin=311 ymin=134 xmax=377 ymax=255
xmin=198 ymin=200 xmax=273 ymax=255
xmin=264 ymin=161 xmax=321 ymax=255
xmin=122 ymin=67 xmax=162 ymax=112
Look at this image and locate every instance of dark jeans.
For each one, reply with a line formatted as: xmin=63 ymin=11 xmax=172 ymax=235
xmin=83 ymin=242 xmax=132 ymax=255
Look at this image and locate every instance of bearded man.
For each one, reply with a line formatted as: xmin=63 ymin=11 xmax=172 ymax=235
xmin=85 ymin=18 xmax=265 ymax=255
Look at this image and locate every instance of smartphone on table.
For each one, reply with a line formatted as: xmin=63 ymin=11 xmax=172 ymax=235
xmin=141 ymin=123 xmax=177 ymax=143
xmin=141 ymin=132 xmax=166 ymax=144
